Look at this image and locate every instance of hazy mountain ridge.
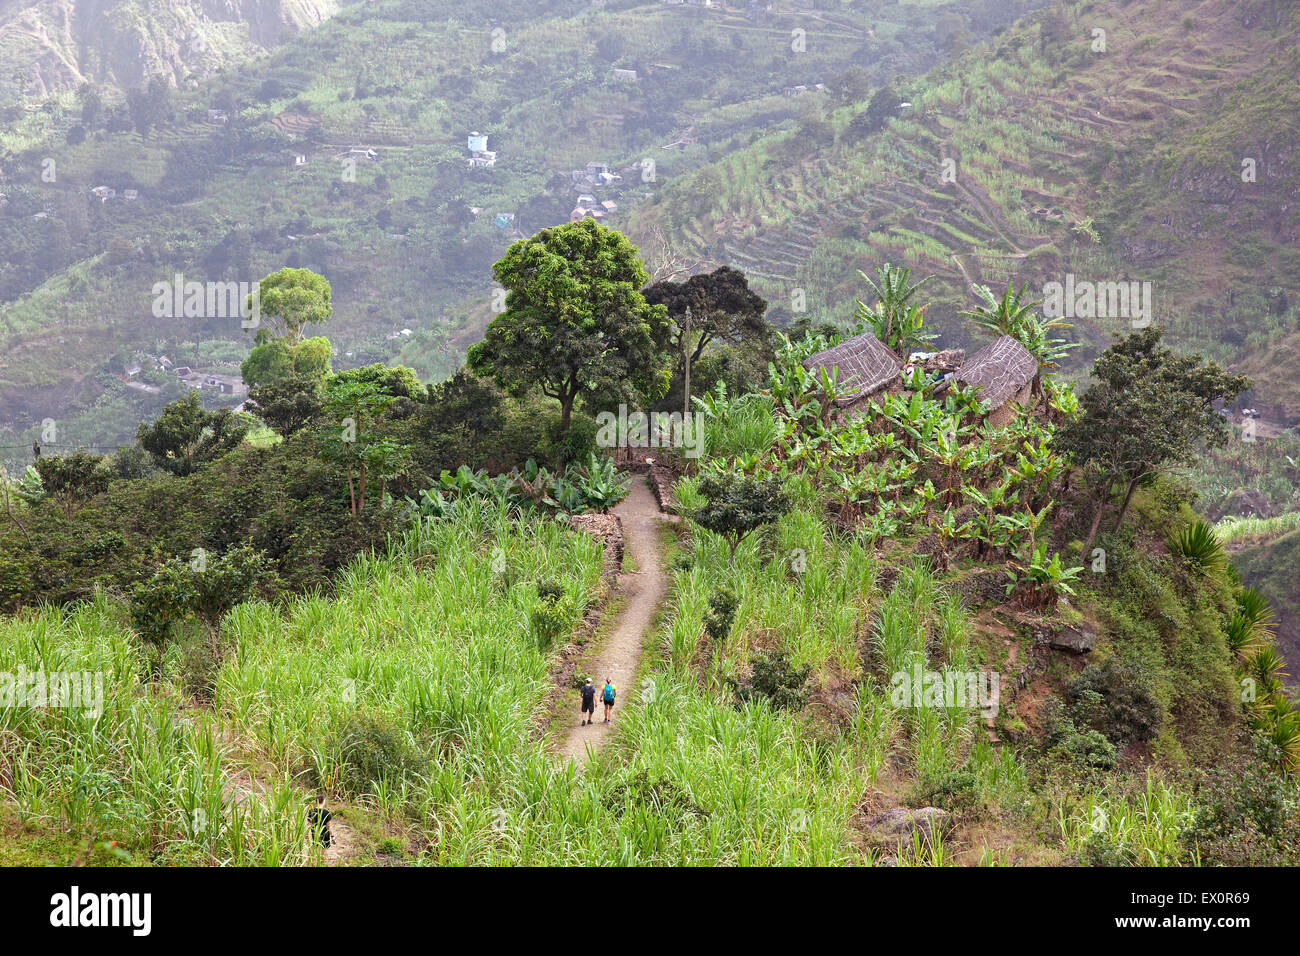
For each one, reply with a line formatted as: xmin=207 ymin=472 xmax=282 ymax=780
xmin=0 ymin=0 xmax=342 ymax=97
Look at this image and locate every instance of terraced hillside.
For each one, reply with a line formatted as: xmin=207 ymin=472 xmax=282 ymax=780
xmin=626 ymin=0 xmax=1300 ymax=408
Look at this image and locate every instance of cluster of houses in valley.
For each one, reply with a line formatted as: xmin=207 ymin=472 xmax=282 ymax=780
xmin=568 ymin=160 xmax=624 ymax=223
xmin=801 ymin=331 xmax=1039 ymax=428
xmin=116 ymin=355 xmax=246 ymax=399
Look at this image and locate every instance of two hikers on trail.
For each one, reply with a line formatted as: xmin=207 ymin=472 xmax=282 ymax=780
xmin=579 ymin=678 xmax=616 ymax=726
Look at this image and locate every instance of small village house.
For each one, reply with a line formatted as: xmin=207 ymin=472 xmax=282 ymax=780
xmin=953 ymin=335 xmax=1038 ymax=426
xmin=801 ymin=331 xmax=902 ymax=413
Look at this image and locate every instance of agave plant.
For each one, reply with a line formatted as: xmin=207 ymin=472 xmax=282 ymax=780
xmin=1226 ymin=588 xmax=1276 ymax=659
xmin=1171 ymin=521 xmax=1226 ymax=572
xmin=1246 ymin=646 xmax=1290 ymax=697
xmin=1253 ymin=696 xmax=1300 ymax=773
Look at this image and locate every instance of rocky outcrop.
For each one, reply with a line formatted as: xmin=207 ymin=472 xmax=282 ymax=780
xmin=1048 ymin=624 xmax=1096 ymax=655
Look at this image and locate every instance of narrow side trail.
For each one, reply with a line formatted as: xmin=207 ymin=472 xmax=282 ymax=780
xmin=558 ymin=479 xmax=668 ymax=767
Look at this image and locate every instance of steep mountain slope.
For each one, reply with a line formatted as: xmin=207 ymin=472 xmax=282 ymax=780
xmin=0 ymin=0 xmax=341 ymax=97
xmin=625 ymin=0 xmax=1299 ymax=409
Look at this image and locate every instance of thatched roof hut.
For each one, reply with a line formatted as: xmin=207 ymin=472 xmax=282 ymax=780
xmin=801 ymin=332 xmax=902 ymax=406
xmin=955 ymin=335 xmax=1037 ymax=411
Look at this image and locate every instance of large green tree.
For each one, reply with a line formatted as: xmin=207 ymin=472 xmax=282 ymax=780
xmin=136 ymin=392 xmax=248 ymax=477
xmin=1058 ymin=327 xmax=1250 ymax=553
xmin=643 ymin=265 xmax=772 ymax=382
xmin=468 ymin=219 xmax=672 ymax=429
xmin=249 ymin=267 xmax=333 ymax=344
xmin=240 ymin=335 xmax=332 ymax=390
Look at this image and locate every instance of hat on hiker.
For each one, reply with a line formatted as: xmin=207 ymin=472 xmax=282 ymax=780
xmin=585 ymin=678 xmax=592 ymax=684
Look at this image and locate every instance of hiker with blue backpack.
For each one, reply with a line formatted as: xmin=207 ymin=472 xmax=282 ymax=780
xmin=601 ymin=678 xmax=616 ymax=724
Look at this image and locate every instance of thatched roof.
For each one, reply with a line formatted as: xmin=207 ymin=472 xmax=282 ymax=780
xmin=801 ymin=332 xmax=901 ymax=405
xmin=955 ymin=335 xmax=1037 ymax=409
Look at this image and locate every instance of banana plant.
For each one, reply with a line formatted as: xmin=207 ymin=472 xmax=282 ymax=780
xmin=930 ymin=508 xmax=967 ymax=571
xmin=1005 ymin=541 xmax=1083 ymax=610
xmin=962 ymin=479 xmax=1013 ymax=558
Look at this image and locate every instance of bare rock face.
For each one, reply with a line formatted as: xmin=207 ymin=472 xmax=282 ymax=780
xmin=863 ymin=807 xmax=954 ymax=844
xmin=1049 ymin=625 xmax=1096 ymax=654
xmin=0 ymin=0 xmax=341 ymax=95
xmin=1213 ymin=487 xmax=1275 ymax=522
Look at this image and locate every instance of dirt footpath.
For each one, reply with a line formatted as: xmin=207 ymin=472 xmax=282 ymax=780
xmin=557 ymin=479 xmax=668 ymax=767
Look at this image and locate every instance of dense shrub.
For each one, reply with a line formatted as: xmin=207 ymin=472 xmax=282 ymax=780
xmin=1066 ymin=658 xmax=1163 ymax=746
xmin=704 ymin=587 xmax=738 ymax=644
xmin=333 ymin=712 xmax=418 ymax=796
xmin=1178 ymin=739 xmax=1300 ymax=866
xmin=1042 ymin=701 xmax=1119 ymax=772
xmin=730 ymin=651 xmax=810 ymax=711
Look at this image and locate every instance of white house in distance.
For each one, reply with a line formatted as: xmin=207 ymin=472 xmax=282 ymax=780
xmin=467 ymin=131 xmax=497 ymax=167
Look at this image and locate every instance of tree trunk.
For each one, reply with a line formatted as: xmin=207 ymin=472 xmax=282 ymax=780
xmin=1079 ymin=475 xmax=1114 ymax=557
xmin=1114 ymin=476 xmax=1141 ymax=533
xmin=560 ymin=389 xmax=575 ymax=432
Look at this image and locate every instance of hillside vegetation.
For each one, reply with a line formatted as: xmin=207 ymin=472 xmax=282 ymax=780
xmin=0 ymin=0 xmax=1047 ymax=460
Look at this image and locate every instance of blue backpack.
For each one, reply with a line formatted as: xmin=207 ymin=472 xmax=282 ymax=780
xmin=602 ymin=683 xmax=616 ymax=704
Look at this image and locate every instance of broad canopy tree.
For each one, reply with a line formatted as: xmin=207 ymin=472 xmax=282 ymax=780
xmin=1058 ymin=327 xmax=1249 ymax=553
xmin=643 ymin=264 xmax=771 ymax=382
xmin=241 ymin=268 xmax=334 ymax=392
xmin=248 ymin=267 xmax=333 ymax=344
xmin=136 ymin=391 xmax=248 ymax=477
xmin=468 ymin=219 xmax=673 ymax=430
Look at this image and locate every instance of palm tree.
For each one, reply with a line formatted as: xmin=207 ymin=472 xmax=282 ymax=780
xmin=854 ymin=263 xmax=935 ymax=357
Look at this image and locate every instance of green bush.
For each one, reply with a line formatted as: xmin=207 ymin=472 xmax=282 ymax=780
xmin=1042 ymin=700 xmax=1119 ymax=772
xmin=906 ymin=769 xmax=984 ymax=817
xmin=704 ymin=587 xmax=738 ymax=644
xmin=530 ymin=585 xmax=577 ymax=650
xmin=730 ymin=651 xmax=810 ymax=712
xmin=1066 ymin=659 xmax=1163 ymax=746
xmin=333 ymin=712 xmax=418 ymax=796
xmin=1178 ymin=739 xmax=1300 ymax=866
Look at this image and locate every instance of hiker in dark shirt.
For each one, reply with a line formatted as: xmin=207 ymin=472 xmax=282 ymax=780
xmin=579 ymin=678 xmax=597 ymax=726
xmin=309 ymin=793 xmax=332 ymax=848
